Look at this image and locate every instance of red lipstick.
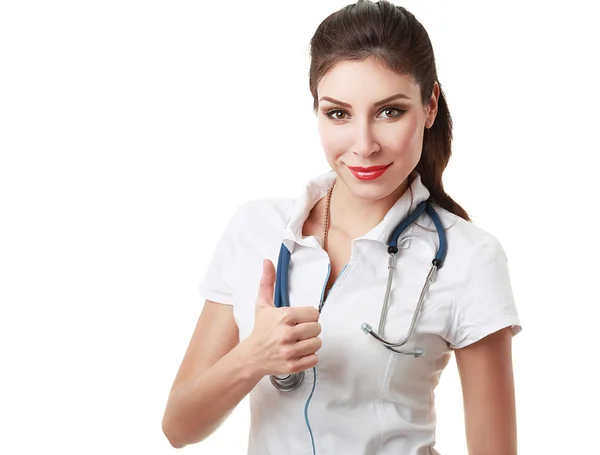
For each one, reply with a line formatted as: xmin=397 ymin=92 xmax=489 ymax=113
xmin=347 ymin=164 xmax=391 ymax=181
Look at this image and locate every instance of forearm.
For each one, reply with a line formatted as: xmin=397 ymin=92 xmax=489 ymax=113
xmin=464 ymin=365 xmax=517 ymax=454
xmin=466 ymin=420 xmax=517 ymax=455
xmin=457 ymin=328 xmax=517 ymax=455
xmin=162 ymin=340 xmax=264 ymax=448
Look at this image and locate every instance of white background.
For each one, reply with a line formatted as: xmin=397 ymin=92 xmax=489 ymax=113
xmin=1 ymin=0 xmax=598 ymax=453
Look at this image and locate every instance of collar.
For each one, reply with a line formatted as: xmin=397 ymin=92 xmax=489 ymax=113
xmin=281 ymin=169 xmax=431 ymax=253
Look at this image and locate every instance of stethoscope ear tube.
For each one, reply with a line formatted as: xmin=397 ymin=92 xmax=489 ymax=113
xmin=274 ymin=243 xmax=291 ymax=309
xmin=361 ymin=202 xmax=447 ymax=357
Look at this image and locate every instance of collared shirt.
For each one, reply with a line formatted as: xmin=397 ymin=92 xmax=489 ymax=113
xmin=198 ymin=169 xmax=522 ymax=455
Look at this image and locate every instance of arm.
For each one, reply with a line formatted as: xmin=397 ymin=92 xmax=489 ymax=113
xmin=454 ymin=326 xmax=517 ymax=455
xmin=161 ymin=300 xmax=264 ymax=449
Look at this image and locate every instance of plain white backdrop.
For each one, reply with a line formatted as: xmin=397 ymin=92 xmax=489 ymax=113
xmin=1 ymin=0 xmax=598 ymax=453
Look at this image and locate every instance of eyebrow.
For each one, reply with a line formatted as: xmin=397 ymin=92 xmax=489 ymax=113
xmin=318 ymin=93 xmax=411 ymax=108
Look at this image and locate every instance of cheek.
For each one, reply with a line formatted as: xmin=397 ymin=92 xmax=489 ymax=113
xmin=318 ymin=121 xmax=348 ymax=157
xmin=381 ymin=119 xmax=423 ymax=155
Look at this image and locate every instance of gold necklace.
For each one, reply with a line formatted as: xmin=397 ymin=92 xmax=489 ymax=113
xmin=323 ymin=180 xmax=335 ymax=294
xmin=323 ymin=180 xmax=335 ymax=253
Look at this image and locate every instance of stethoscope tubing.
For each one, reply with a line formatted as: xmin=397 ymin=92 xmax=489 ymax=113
xmin=271 ymin=201 xmax=447 ymax=390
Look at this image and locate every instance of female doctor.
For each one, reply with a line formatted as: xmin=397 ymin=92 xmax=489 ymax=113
xmin=162 ymin=1 xmax=522 ymax=454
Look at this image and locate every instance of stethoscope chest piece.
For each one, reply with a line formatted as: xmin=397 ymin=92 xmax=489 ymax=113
xmin=270 ymin=371 xmax=305 ymax=391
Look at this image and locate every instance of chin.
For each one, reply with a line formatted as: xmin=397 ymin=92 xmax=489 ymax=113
xmin=345 ymin=176 xmax=398 ymax=200
xmin=344 ymin=167 xmax=412 ymax=198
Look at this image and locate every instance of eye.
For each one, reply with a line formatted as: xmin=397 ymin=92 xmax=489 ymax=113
xmin=324 ymin=109 xmax=348 ymax=121
xmin=323 ymin=106 xmax=407 ymax=122
xmin=379 ymin=106 xmax=406 ymax=119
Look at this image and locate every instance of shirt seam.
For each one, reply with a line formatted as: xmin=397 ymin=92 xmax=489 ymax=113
xmin=374 ymin=346 xmax=398 ymax=454
xmin=444 ymin=236 xmax=485 ymax=345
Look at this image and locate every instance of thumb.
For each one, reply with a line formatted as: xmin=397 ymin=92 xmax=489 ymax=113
xmin=256 ymin=259 xmax=276 ymax=308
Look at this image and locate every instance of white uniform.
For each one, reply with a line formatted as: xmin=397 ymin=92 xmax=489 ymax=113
xmin=198 ymin=170 xmax=522 ymax=455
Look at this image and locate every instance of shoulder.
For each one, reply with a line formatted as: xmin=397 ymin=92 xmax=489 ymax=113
xmin=226 ymin=197 xmax=295 ymax=241
xmin=417 ymin=205 xmax=509 ymax=276
xmin=419 ymin=204 xmax=505 ymax=248
xmin=231 ymin=197 xmax=295 ymax=226
xmin=445 ymin=208 xmax=505 ymax=254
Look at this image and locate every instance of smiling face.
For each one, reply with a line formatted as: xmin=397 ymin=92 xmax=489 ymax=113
xmin=316 ymin=57 xmax=438 ymax=201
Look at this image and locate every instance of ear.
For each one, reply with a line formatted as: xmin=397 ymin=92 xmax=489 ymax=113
xmin=425 ymin=81 xmax=440 ymax=129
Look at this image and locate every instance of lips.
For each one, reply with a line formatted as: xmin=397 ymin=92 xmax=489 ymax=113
xmin=347 ymin=164 xmax=391 ymax=172
xmin=347 ymin=163 xmax=392 ymax=181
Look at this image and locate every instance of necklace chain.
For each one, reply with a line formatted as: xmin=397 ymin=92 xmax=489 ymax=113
xmin=323 ymin=180 xmax=335 ymax=293
xmin=323 ymin=180 xmax=335 ymax=253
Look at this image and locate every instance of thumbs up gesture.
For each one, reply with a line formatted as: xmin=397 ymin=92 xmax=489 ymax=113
xmin=248 ymin=259 xmax=322 ymax=377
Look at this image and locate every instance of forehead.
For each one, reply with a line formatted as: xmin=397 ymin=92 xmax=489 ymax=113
xmin=317 ymin=58 xmax=419 ymax=102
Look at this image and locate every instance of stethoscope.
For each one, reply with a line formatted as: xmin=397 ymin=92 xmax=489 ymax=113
xmin=270 ymin=200 xmax=447 ymax=391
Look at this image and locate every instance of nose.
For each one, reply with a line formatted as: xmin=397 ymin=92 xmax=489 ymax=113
xmin=352 ymin=122 xmax=380 ymax=158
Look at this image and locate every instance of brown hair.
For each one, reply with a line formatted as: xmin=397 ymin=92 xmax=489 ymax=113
xmin=309 ymin=0 xmax=470 ymax=222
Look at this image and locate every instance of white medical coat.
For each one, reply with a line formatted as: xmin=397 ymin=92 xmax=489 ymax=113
xmin=198 ymin=170 xmax=522 ymax=455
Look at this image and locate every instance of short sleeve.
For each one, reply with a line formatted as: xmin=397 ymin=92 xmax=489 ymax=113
xmin=446 ymin=235 xmax=522 ymax=349
xmin=197 ymin=203 xmax=246 ymax=305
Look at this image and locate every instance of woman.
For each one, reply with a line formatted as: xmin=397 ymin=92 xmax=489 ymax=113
xmin=162 ymin=1 xmax=522 ymax=454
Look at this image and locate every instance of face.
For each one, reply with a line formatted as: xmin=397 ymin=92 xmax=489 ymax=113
xmin=316 ymin=57 xmax=438 ymax=201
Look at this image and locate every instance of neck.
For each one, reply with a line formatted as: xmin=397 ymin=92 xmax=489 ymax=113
xmin=327 ymin=175 xmax=411 ymax=239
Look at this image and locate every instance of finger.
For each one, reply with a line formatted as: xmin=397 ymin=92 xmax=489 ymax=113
xmin=291 ymin=322 xmax=322 ymax=341
xmin=285 ymin=306 xmax=320 ymax=324
xmin=293 ymin=337 xmax=323 ymax=358
xmin=289 ymin=354 xmax=319 ymax=374
xmin=256 ymin=259 xmax=276 ymax=308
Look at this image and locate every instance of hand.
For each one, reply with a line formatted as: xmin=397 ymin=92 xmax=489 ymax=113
xmin=247 ymin=259 xmax=322 ymax=377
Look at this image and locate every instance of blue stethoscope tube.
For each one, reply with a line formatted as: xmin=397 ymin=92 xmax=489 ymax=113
xmin=270 ymin=200 xmax=447 ymax=392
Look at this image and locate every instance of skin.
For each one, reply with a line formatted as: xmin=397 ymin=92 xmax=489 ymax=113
xmin=314 ymin=57 xmax=518 ymax=454
xmin=315 ymin=56 xmax=437 ymax=240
